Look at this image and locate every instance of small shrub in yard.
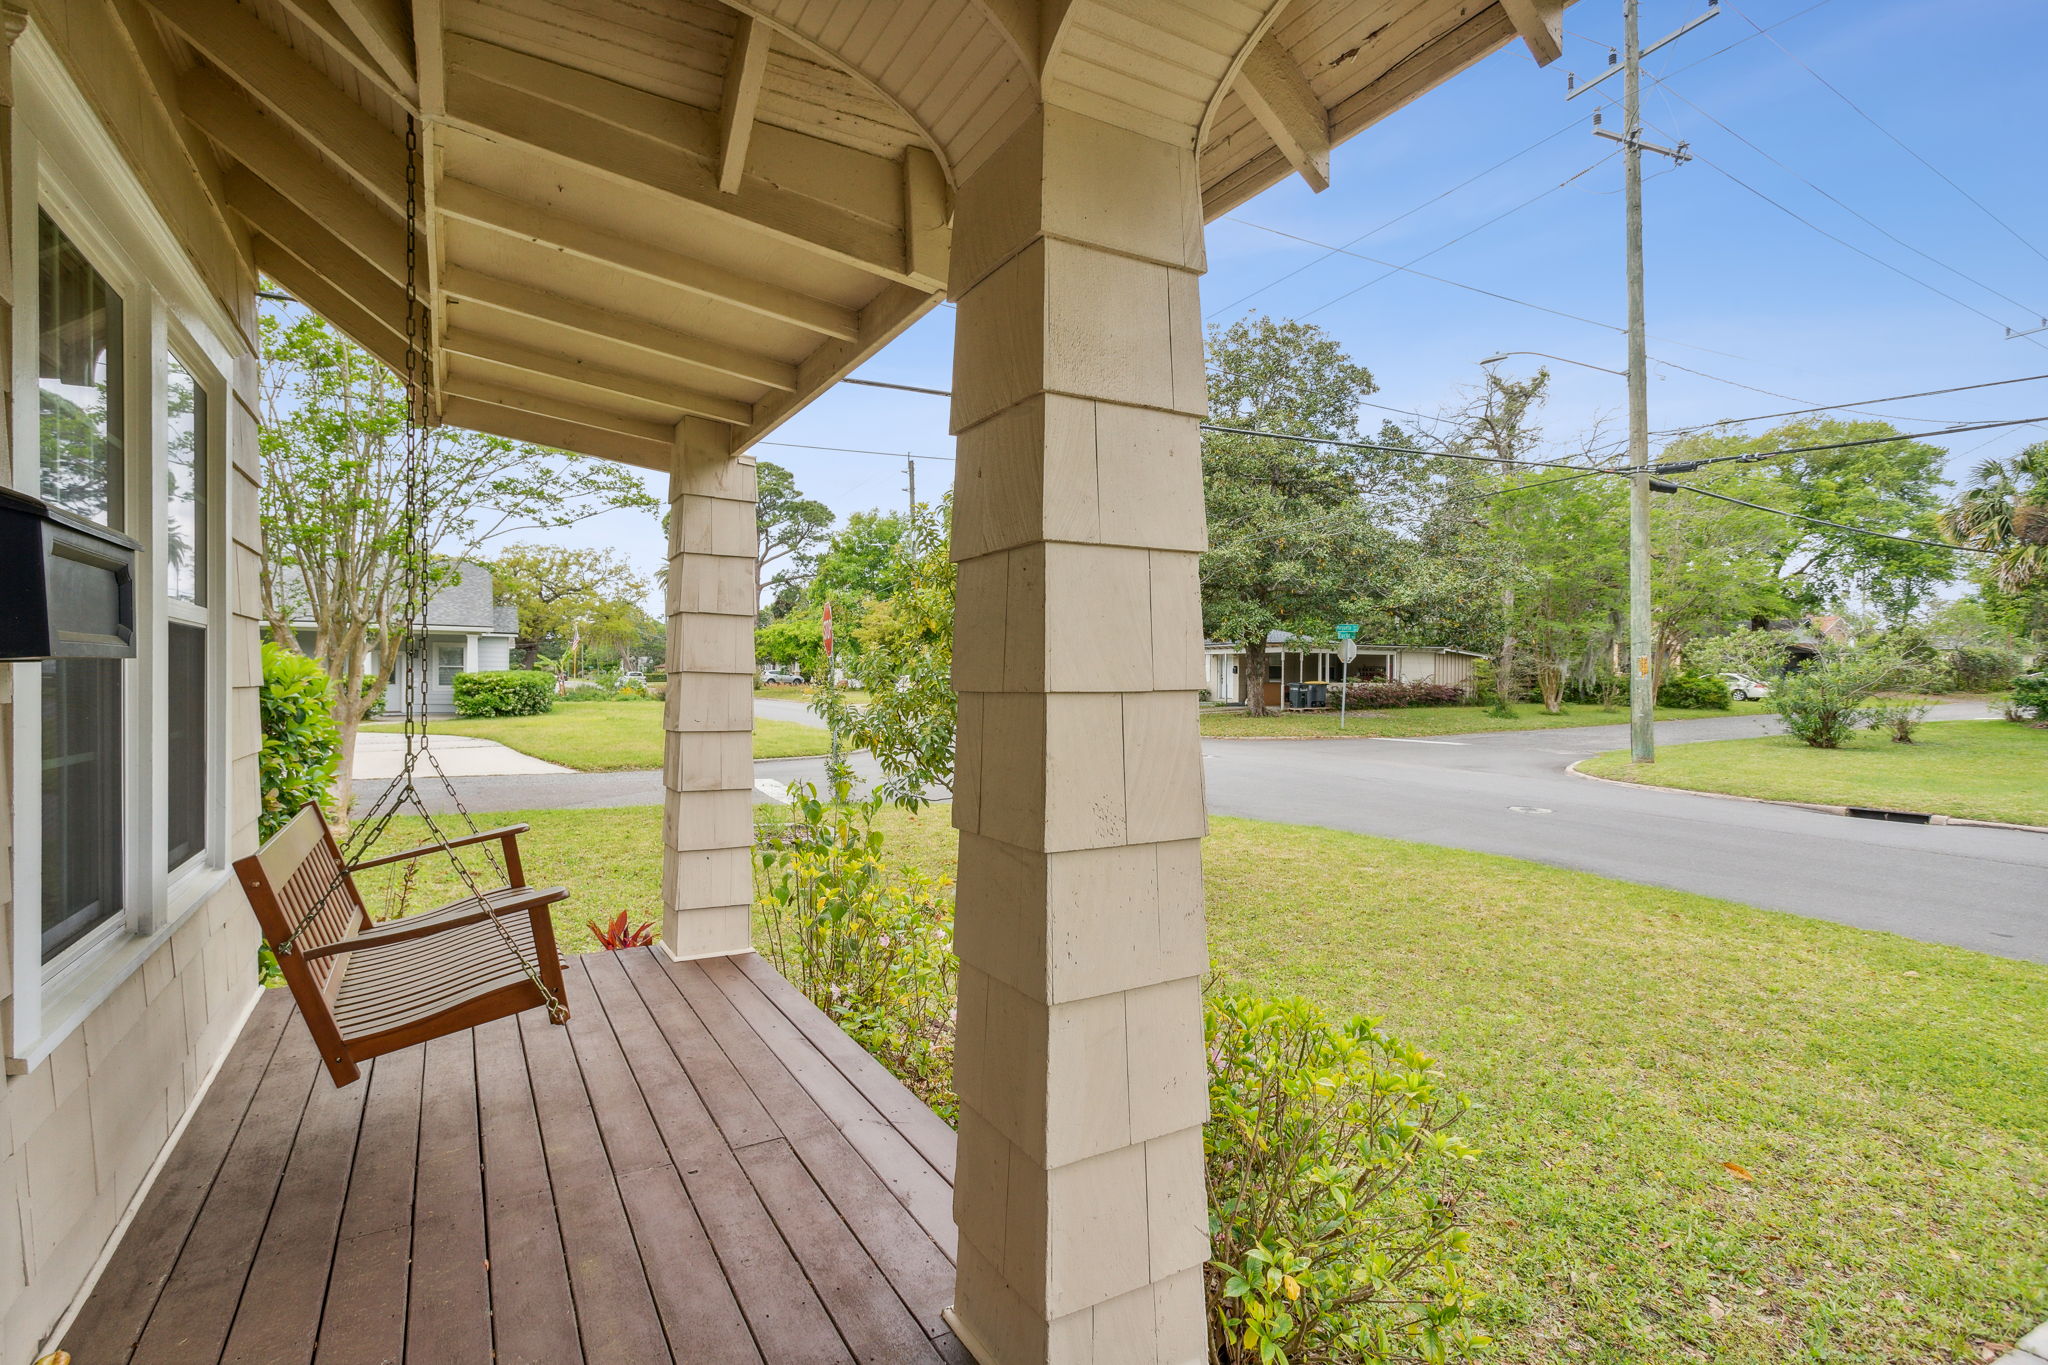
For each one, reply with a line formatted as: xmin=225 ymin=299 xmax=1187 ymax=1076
xmin=1866 ymin=696 xmax=1934 ymax=743
xmin=259 ymin=642 xmax=340 ymax=840
xmin=1341 ymin=680 xmax=1466 ymax=709
xmin=1772 ymin=649 xmax=1932 ymax=749
xmin=756 ymin=779 xmax=957 ymax=1121
xmin=2010 ymin=671 xmax=2048 ymax=721
xmin=1207 ymin=993 xmax=1484 ymax=1365
xmin=1655 ymin=669 xmax=1731 ymax=711
xmin=452 ymin=669 xmax=555 ymax=717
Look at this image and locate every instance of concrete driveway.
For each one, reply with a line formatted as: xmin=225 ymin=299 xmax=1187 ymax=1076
xmin=1203 ymin=702 xmax=2048 ymax=963
xmin=353 ymin=730 xmax=570 ymax=779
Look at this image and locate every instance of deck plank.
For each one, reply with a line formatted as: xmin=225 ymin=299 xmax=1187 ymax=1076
xmin=405 ymin=1031 xmax=492 ymax=1365
xmin=316 ymin=1046 xmax=425 ymax=1365
xmin=58 ymin=990 xmax=293 ymax=1365
xmin=218 ymin=1038 xmax=372 ymax=1365
xmin=688 ymin=955 xmax=956 ymax=1249
xmin=127 ymin=1014 xmax=323 ymax=1365
xmin=517 ymin=996 xmax=674 ymax=1362
xmin=55 ymin=952 xmax=957 ymax=1365
xmin=473 ymin=1012 xmax=583 ymax=1365
xmin=576 ymin=952 xmax=764 ymax=1364
xmin=738 ymin=1138 xmax=947 ymax=1365
xmin=614 ymin=948 xmax=857 ymax=1364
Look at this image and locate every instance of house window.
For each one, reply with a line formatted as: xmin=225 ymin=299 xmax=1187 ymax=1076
xmin=1265 ymin=656 xmax=1282 ymax=682
xmin=37 ymin=213 xmax=127 ymax=963
xmin=166 ymin=351 xmax=210 ymax=870
xmin=436 ymin=643 xmax=465 ymax=687
xmin=37 ymin=211 xmax=124 ymax=528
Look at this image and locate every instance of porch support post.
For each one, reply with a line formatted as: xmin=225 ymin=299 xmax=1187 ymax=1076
xmin=947 ymin=105 xmax=1211 ymax=1365
xmin=660 ymin=415 xmax=756 ymax=960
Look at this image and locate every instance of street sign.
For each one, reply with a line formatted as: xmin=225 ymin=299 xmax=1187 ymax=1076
xmin=1335 ymin=623 xmax=1360 ymax=639
xmin=821 ymin=601 xmax=835 ymax=655
xmin=1338 ymin=640 xmax=1358 ymax=663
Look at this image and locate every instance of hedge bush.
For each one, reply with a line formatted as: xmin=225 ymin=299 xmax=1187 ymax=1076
xmin=1949 ymin=645 xmax=2026 ymax=692
xmin=452 ymin=669 xmax=555 ymax=717
xmin=1341 ymin=679 xmax=1467 ymax=709
xmin=259 ymin=642 xmax=339 ymax=839
xmin=2011 ymin=671 xmax=2048 ymax=721
xmin=1655 ymin=670 xmax=1731 ymax=710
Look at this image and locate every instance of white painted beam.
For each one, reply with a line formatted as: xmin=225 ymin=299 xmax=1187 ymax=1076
xmin=438 ymin=178 xmax=859 ymax=340
xmin=441 ymin=329 xmax=755 ymax=426
xmin=325 ymin=0 xmax=417 ymax=94
xmin=717 ymin=15 xmax=770 ymax=195
xmin=1499 ymin=0 xmax=1565 ymax=66
xmin=440 ymin=394 xmax=675 ymax=471
xmin=441 ymin=266 xmax=797 ymax=393
xmin=266 ymin=0 xmax=412 ymax=98
xmin=1233 ymin=30 xmax=1330 ymax=193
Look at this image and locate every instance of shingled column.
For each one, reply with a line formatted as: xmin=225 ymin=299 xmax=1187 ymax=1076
xmin=946 ymin=105 xmax=1212 ymax=1365
xmin=660 ymin=416 xmax=757 ymax=960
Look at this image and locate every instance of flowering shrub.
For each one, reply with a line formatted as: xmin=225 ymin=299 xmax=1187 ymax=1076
xmin=1207 ymin=993 xmax=1484 ymax=1365
xmin=1341 ymin=680 xmax=1466 ymax=709
xmin=756 ymin=779 xmax=958 ymax=1121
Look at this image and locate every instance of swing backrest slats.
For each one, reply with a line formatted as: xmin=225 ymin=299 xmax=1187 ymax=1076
xmin=243 ymin=805 xmax=369 ymax=997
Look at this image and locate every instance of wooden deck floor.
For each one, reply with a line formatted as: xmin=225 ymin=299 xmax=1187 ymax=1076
xmin=61 ymin=949 xmax=966 ymax=1364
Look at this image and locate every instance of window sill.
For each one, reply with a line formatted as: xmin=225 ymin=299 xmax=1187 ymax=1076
xmin=7 ymin=866 xmax=236 ymax=1075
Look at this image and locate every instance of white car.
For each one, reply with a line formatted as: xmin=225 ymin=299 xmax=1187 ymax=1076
xmin=1720 ymin=672 xmax=1771 ymax=701
xmin=760 ymin=667 xmax=807 ymax=686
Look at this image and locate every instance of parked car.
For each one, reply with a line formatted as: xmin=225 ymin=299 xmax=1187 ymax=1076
xmin=619 ymin=671 xmax=647 ymax=686
xmin=760 ymin=666 xmax=807 ymax=686
xmin=1720 ymin=671 xmax=1772 ymax=701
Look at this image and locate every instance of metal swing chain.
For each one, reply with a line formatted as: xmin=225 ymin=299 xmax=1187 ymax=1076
xmin=278 ymin=119 xmax=564 ymax=1021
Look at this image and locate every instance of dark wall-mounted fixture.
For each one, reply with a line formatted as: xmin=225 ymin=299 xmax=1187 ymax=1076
xmin=0 ymin=486 xmax=138 ymax=661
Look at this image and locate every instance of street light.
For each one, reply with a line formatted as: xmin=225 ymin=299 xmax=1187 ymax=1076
xmin=1478 ymin=350 xmax=1626 ymax=377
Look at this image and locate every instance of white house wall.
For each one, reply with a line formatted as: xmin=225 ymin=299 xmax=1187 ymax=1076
xmin=0 ymin=10 xmax=265 ymax=1358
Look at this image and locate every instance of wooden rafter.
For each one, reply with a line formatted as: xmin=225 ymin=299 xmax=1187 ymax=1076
xmin=717 ymin=15 xmax=771 ymax=195
xmin=437 ymin=179 xmax=859 ymax=341
xmin=745 ymin=283 xmax=939 ymax=445
xmin=441 ymin=266 xmax=797 ymax=393
xmin=325 ymin=0 xmax=417 ymax=94
xmin=442 ymin=35 xmax=923 ymax=287
xmin=441 ymin=329 xmax=753 ymax=426
xmin=439 ymin=394 xmax=674 ymax=472
xmin=147 ymin=0 xmax=403 ymax=213
xmin=1234 ymin=30 xmax=1330 ymax=193
xmin=254 ymin=238 xmax=410 ymax=375
xmin=229 ymin=172 xmax=405 ymax=326
xmin=1498 ymin=0 xmax=1565 ymax=66
xmin=266 ymin=0 xmax=413 ymax=99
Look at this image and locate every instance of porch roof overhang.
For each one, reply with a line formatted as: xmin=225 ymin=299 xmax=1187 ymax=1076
xmin=131 ymin=0 xmax=1571 ymax=471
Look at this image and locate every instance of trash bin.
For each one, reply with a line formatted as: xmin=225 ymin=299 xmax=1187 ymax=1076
xmin=1307 ymin=683 xmax=1329 ymax=708
xmin=1283 ymin=683 xmax=1306 ymax=709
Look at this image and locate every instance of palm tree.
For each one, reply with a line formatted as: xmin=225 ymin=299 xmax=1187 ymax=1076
xmin=1938 ymin=442 xmax=2048 ymax=590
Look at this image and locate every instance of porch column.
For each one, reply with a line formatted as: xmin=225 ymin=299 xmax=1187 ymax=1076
xmin=660 ymin=416 xmax=756 ymax=960
xmin=947 ymin=106 xmax=1211 ymax=1365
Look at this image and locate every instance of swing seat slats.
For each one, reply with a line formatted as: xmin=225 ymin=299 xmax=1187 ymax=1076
xmin=235 ymin=804 xmax=572 ymax=1086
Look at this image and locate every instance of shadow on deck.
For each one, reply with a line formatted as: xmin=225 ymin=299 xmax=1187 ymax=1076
xmin=61 ymin=949 xmax=965 ymax=1364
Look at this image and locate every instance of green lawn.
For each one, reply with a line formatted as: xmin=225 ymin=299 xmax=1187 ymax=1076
xmin=1581 ymin=719 xmax=2048 ymax=827
xmin=357 ymin=804 xmax=2047 ymax=1364
xmin=1200 ymin=698 xmax=1773 ymax=739
xmin=365 ymin=700 xmax=828 ymax=769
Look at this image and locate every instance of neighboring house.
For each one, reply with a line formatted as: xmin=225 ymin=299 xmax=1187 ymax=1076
xmin=284 ymin=561 xmax=520 ymax=715
xmin=7 ymin=5 xmax=1574 ymax=1363
xmin=1205 ymin=632 xmax=1484 ymax=708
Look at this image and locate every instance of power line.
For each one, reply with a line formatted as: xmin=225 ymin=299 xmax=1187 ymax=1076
xmin=1732 ymin=5 xmax=2048 ymax=270
xmin=1655 ymin=82 xmax=2047 ymax=321
xmin=1655 ymin=479 xmax=1990 ymax=553
xmin=758 ymin=439 xmax=956 ymax=463
xmin=1206 ymin=119 xmax=1586 ymax=319
xmin=1648 ymin=372 xmax=2048 ymax=437
xmin=1296 ymin=153 xmax=1621 ymax=324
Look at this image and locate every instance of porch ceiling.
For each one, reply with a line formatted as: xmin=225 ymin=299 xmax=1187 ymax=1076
xmin=134 ymin=0 xmax=1568 ymax=470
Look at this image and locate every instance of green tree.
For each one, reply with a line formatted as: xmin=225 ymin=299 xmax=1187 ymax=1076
xmin=807 ymin=509 xmax=906 ymax=609
xmin=757 ymin=460 xmax=834 ymax=603
xmin=1201 ymin=318 xmax=1424 ymax=716
xmin=258 ymin=303 xmax=656 ymax=810
xmin=489 ymin=543 xmax=650 ymax=667
xmin=755 ymin=606 xmax=825 ymax=676
xmin=1940 ymin=442 xmax=2048 ymax=594
xmin=813 ymin=499 xmax=955 ymax=807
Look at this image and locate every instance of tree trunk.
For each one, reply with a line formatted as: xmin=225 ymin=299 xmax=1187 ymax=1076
xmin=1244 ymin=639 xmax=1269 ymax=717
xmin=1497 ymin=583 xmax=1518 ymax=711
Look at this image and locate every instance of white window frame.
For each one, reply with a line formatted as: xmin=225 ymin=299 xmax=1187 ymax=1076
xmin=7 ymin=33 xmax=244 ymax=1073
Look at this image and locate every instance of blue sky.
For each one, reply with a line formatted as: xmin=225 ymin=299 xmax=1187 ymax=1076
xmin=565 ymin=0 xmax=2048 ymax=603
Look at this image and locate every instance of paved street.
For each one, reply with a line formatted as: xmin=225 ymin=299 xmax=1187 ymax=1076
xmin=1204 ymin=703 xmax=2048 ymax=963
xmin=381 ymin=700 xmax=2048 ymax=964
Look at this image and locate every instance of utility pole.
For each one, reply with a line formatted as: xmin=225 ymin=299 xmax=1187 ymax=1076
xmin=906 ymin=456 xmax=917 ymax=521
xmin=1572 ymin=0 xmax=1711 ymax=763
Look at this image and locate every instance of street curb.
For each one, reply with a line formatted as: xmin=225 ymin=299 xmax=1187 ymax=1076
xmin=1565 ymin=761 xmax=2048 ymax=835
xmin=1991 ymin=1319 xmax=2048 ymax=1365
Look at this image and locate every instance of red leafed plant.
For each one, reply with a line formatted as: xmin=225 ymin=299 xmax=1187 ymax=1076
xmin=587 ymin=910 xmax=657 ymax=950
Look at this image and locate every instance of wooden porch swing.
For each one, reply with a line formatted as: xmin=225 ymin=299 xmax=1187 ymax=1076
xmin=234 ymin=115 xmax=572 ymax=1086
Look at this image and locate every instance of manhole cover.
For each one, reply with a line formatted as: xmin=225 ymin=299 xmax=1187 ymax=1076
xmin=1508 ymin=805 xmax=1552 ymax=815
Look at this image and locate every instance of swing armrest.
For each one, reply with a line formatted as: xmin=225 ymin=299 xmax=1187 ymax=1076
xmin=348 ymin=824 xmax=531 ymax=874
xmin=300 ymin=886 xmax=568 ymax=959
